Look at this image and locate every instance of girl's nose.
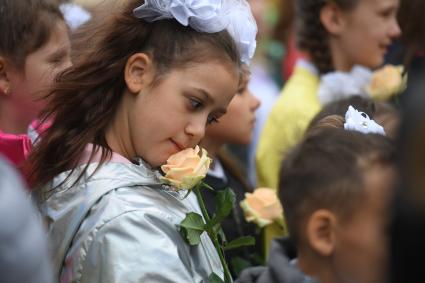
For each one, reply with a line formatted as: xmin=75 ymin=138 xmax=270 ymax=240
xmin=185 ymin=118 xmax=206 ymax=142
xmin=249 ymin=90 xmax=261 ymax=111
xmin=390 ymin=19 xmax=402 ymax=39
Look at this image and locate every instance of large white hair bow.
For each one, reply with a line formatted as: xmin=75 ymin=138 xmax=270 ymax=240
xmin=344 ymin=106 xmax=386 ymax=136
xmin=133 ymin=0 xmax=257 ymax=64
xmin=317 ymin=65 xmax=373 ymax=105
xmin=60 ymin=3 xmax=91 ymax=31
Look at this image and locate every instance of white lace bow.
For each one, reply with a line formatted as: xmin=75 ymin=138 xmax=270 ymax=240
xmin=133 ymin=0 xmax=257 ymax=64
xmin=344 ymin=106 xmax=386 ymax=136
xmin=60 ymin=3 xmax=91 ymax=31
xmin=318 ymin=65 xmax=373 ymax=105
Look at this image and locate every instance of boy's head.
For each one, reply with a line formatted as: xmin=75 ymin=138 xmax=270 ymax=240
xmin=279 ymin=128 xmax=395 ymax=283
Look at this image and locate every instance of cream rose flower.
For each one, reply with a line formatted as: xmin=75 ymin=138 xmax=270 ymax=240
xmin=161 ymin=145 xmax=212 ymax=191
xmin=240 ymin=187 xmax=284 ymax=228
xmin=367 ymin=64 xmax=406 ymax=101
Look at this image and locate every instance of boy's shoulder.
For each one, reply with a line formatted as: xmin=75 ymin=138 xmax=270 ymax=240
xmin=237 ymin=238 xmax=316 ymax=283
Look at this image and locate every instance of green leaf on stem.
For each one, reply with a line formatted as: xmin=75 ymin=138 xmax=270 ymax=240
xmin=205 ymin=272 xmax=225 ymax=283
xmin=216 ymin=226 xmax=227 ymax=244
xmin=179 ymin=212 xmax=206 ymax=245
xmin=231 ymin=256 xmax=252 ymax=277
xmin=201 ymin=182 xmax=215 ymax=191
xmin=208 ymin=187 xmax=236 ymax=228
xmin=223 ymin=236 xmax=255 ymax=251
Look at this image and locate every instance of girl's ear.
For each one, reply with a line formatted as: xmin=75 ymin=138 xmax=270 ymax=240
xmin=124 ymin=53 xmax=155 ymax=94
xmin=320 ymin=3 xmax=346 ymax=35
xmin=305 ymin=209 xmax=337 ymax=256
xmin=0 ymin=57 xmax=11 ymax=96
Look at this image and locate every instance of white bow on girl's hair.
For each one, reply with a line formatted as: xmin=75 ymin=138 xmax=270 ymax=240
xmin=60 ymin=3 xmax=91 ymax=31
xmin=317 ymin=65 xmax=373 ymax=105
xmin=344 ymin=106 xmax=386 ymax=136
xmin=133 ymin=0 xmax=257 ymax=65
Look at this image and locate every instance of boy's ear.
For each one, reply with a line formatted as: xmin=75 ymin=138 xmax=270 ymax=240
xmin=305 ymin=209 xmax=337 ymax=256
xmin=320 ymin=3 xmax=346 ymax=35
xmin=0 ymin=57 xmax=11 ymax=96
xmin=124 ymin=53 xmax=155 ymax=94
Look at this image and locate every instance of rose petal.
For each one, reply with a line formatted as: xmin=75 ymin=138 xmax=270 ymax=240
xmin=164 ymin=167 xmax=194 ymax=182
xmin=166 ymin=147 xmax=197 ymax=166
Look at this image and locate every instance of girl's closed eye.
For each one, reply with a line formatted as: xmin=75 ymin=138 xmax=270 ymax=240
xmin=47 ymin=49 xmax=69 ymax=65
xmin=379 ymin=8 xmax=394 ymax=19
xmin=188 ymin=97 xmax=204 ymax=110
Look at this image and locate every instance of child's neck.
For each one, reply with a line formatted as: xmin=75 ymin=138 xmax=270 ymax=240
xmin=105 ymin=93 xmax=135 ymax=160
xmin=0 ymin=103 xmax=30 ymax=134
xmin=298 ymin=247 xmax=337 ymax=283
xmin=329 ymin=40 xmax=354 ymax=72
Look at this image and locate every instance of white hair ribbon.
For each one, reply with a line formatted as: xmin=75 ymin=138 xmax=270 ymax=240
xmin=133 ymin=0 xmax=257 ymax=64
xmin=60 ymin=3 xmax=91 ymax=31
xmin=317 ymin=65 xmax=373 ymax=105
xmin=344 ymin=106 xmax=386 ymax=136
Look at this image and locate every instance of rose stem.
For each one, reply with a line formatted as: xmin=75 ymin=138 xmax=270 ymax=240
xmin=194 ymin=184 xmax=233 ymax=283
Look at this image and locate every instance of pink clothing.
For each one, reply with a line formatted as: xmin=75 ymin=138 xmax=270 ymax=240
xmin=282 ymin=33 xmax=303 ymax=81
xmin=0 ymin=131 xmax=32 ymax=168
xmin=0 ymin=120 xmax=50 ymax=180
xmin=77 ymin=144 xmax=132 ymax=166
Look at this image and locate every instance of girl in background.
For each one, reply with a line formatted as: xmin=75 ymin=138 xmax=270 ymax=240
xmin=201 ymin=66 xmax=261 ymax=277
xmin=256 ymin=0 xmax=401 ymax=253
xmin=0 ymin=0 xmax=71 ymax=171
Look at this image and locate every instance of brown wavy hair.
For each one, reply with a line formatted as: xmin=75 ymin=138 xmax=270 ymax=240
xmin=0 ymin=0 xmax=64 ymax=68
xmin=296 ymin=0 xmax=358 ymax=74
xmin=27 ymin=0 xmax=241 ymax=197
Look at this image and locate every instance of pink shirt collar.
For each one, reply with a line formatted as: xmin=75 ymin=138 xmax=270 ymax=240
xmin=76 ymin=143 xmax=132 ymax=166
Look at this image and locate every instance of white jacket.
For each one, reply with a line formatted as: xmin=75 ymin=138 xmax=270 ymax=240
xmin=40 ymin=159 xmax=223 ymax=283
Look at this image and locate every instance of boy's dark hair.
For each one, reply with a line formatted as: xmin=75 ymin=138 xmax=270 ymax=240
xmin=28 ymin=0 xmax=241 ymax=197
xmin=308 ymin=95 xmax=376 ymax=131
xmin=279 ymin=128 xmax=395 ymax=245
xmin=0 ymin=0 xmax=64 ymax=68
xmin=296 ymin=0 xmax=358 ymax=74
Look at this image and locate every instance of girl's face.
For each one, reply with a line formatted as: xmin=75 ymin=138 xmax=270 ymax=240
xmin=7 ymin=20 xmax=71 ymax=127
xmin=127 ymin=61 xmax=239 ymax=168
xmin=335 ymin=0 xmax=401 ymax=70
xmin=203 ymin=82 xmax=260 ymax=145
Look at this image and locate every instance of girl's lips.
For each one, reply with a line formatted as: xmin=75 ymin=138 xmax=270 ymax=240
xmin=380 ymin=44 xmax=389 ymax=53
xmin=170 ymin=139 xmax=184 ymax=151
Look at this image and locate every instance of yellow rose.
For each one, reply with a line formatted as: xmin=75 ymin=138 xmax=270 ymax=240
xmin=161 ymin=145 xmax=212 ymax=191
xmin=240 ymin=188 xmax=284 ymax=228
xmin=367 ymin=64 xmax=407 ymax=101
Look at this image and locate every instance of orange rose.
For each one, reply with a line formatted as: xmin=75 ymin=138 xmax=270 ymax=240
xmin=240 ymin=188 xmax=284 ymax=227
xmin=161 ymin=145 xmax=211 ymax=191
xmin=367 ymin=65 xmax=406 ymax=101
